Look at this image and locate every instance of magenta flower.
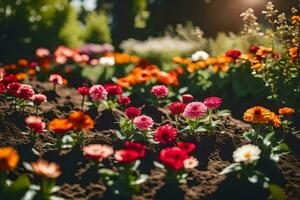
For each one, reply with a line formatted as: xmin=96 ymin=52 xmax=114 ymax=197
xmin=151 ymin=85 xmax=169 ymax=98
xmin=31 ymin=94 xmax=47 ymax=104
xmin=183 ymin=102 xmax=207 ymax=119
xmin=203 ymin=96 xmax=222 ymax=109
xmin=133 ymin=115 xmax=154 ymax=130
xmin=89 ymin=84 xmax=108 ymax=101
xmin=16 ymin=84 xmax=35 ymax=100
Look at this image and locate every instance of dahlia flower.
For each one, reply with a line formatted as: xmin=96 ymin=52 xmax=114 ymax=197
xmin=83 ymin=144 xmax=113 ymax=161
xmin=233 ymin=144 xmax=261 ymax=164
xmin=133 ymin=115 xmax=154 ymax=130
xmin=89 ymin=84 xmax=107 ymax=101
xmin=183 ymin=102 xmax=208 ymax=119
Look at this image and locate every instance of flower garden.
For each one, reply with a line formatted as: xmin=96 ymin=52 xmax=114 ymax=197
xmin=0 ymin=1 xmax=300 ymax=200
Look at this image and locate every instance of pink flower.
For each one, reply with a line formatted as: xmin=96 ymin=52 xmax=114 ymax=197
xmin=183 ymin=156 xmax=199 ymax=169
xmin=168 ymin=102 xmax=186 ymax=115
xmin=183 ymin=102 xmax=207 ymax=119
xmin=7 ymin=82 xmax=21 ymax=96
xmin=83 ymin=144 xmax=113 ymax=161
xmin=25 ymin=116 xmax=45 ymax=133
xmin=181 ymin=94 xmax=194 ymax=103
xmin=125 ymin=107 xmax=141 ymax=119
xmin=151 ymin=85 xmax=169 ymax=98
xmin=117 ymin=96 xmax=131 ymax=105
xmin=31 ymin=160 xmax=61 ymax=178
xmin=203 ymin=96 xmax=222 ymax=109
xmin=154 ymin=124 xmax=177 ymax=144
xmin=77 ymin=86 xmax=90 ymax=96
xmin=31 ymin=94 xmax=47 ymax=104
xmin=36 ymin=48 xmax=50 ymax=58
xmin=133 ymin=115 xmax=154 ymax=130
xmin=89 ymin=84 xmax=107 ymax=101
xmin=17 ymin=84 xmax=35 ymax=100
xmin=225 ymin=49 xmax=241 ymax=60
xmin=49 ymin=74 xmax=63 ymax=85
xmin=104 ymin=83 xmax=123 ymax=96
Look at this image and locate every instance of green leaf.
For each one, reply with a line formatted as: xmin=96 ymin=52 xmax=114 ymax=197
xmin=243 ymin=131 xmax=256 ymax=142
xmin=98 ymin=168 xmax=118 ymax=177
xmin=131 ymin=174 xmax=148 ymax=185
xmin=5 ymin=175 xmax=30 ymax=198
xmin=269 ymin=184 xmax=285 ymax=200
xmin=219 ymin=163 xmax=241 ymax=175
xmin=263 ymin=131 xmax=275 ymax=146
xmin=153 ymin=161 xmax=165 ymax=169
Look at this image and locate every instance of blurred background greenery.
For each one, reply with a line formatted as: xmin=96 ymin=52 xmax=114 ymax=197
xmin=0 ymin=0 xmax=297 ymax=63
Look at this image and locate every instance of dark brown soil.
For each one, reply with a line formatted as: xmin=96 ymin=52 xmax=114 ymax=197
xmin=0 ymin=81 xmax=299 ymax=200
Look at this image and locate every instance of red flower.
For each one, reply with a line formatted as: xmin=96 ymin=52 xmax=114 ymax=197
xmin=114 ymin=149 xmax=140 ymax=163
xmin=16 ymin=84 xmax=35 ymax=100
xmin=125 ymin=107 xmax=141 ymax=119
xmin=124 ymin=141 xmax=146 ymax=158
xmin=154 ymin=124 xmax=177 ymax=144
xmin=176 ymin=142 xmax=196 ymax=153
xmin=25 ymin=116 xmax=46 ymax=133
xmin=77 ymin=86 xmax=90 ymax=96
xmin=181 ymin=94 xmax=194 ymax=103
xmin=151 ymin=85 xmax=169 ymax=98
xmin=7 ymin=82 xmax=21 ymax=96
xmin=104 ymin=83 xmax=123 ymax=96
xmin=159 ymin=147 xmax=189 ymax=170
xmin=0 ymin=83 xmax=5 ymax=94
xmin=225 ymin=49 xmax=241 ymax=60
xmin=203 ymin=96 xmax=222 ymax=109
xmin=168 ymin=102 xmax=186 ymax=115
xmin=117 ymin=96 xmax=131 ymax=105
xmin=1 ymin=74 xmax=18 ymax=85
xmin=249 ymin=45 xmax=259 ymax=53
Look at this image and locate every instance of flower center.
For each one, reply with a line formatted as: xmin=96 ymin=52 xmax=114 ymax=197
xmin=243 ymin=152 xmax=252 ymax=159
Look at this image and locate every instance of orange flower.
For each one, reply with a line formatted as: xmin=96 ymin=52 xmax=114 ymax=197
xmin=0 ymin=147 xmax=19 ymax=171
xmin=251 ymin=63 xmax=265 ymax=71
xmin=31 ymin=160 xmax=61 ymax=178
xmin=48 ymin=118 xmax=73 ymax=133
xmin=243 ymin=106 xmax=274 ymax=124
xmin=18 ymin=58 xmax=28 ymax=67
xmin=289 ymin=47 xmax=298 ymax=61
xmin=279 ymin=107 xmax=295 ymax=116
xmin=16 ymin=73 xmax=27 ymax=81
xmin=271 ymin=113 xmax=281 ymax=127
xmin=256 ymin=47 xmax=272 ymax=58
xmin=291 ymin=15 xmax=300 ymax=24
xmin=117 ymin=77 xmax=131 ymax=88
xmin=135 ymin=70 xmax=152 ymax=83
xmin=68 ymin=111 xmax=94 ymax=131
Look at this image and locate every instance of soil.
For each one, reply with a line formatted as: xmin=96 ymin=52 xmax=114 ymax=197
xmin=0 ymin=81 xmax=299 ymax=200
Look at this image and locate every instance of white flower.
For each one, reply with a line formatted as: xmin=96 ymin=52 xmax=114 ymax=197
xmin=183 ymin=156 xmax=199 ymax=169
xmin=191 ymin=50 xmax=209 ymax=62
xmin=233 ymin=144 xmax=261 ymax=164
xmin=99 ymin=57 xmax=115 ymax=66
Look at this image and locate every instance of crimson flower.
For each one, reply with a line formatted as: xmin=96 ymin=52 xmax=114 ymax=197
xmin=125 ymin=107 xmax=141 ymax=119
xmin=114 ymin=149 xmax=140 ymax=163
xmin=176 ymin=142 xmax=196 ymax=153
xmin=104 ymin=83 xmax=123 ymax=96
xmin=159 ymin=147 xmax=189 ymax=170
xmin=168 ymin=102 xmax=186 ymax=115
xmin=154 ymin=124 xmax=177 ymax=144
xmin=77 ymin=86 xmax=90 ymax=96
xmin=124 ymin=141 xmax=146 ymax=158
xmin=225 ymin=49 xmax=241 ymax=60
xmin=117 ymin=96 xmax=131 ymax=105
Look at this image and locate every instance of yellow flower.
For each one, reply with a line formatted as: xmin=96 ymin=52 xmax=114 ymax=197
xmin=0 ymin=147 xmax=19 ymax=171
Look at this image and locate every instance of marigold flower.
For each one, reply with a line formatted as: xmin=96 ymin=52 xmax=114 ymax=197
xmin=31 ymin=160 xmax=61 ymax=178
xmin=125 ymin=107 xmax=141 ymax=119
xmin=16 ymin=84 xmax=35 ymax=100
xmin=104 ymin=83 xmax=123 ymax=96
xmin=25 ymin=116 xmax=46 ymax=133
xmin=203 ymin=96 xmax=222 ymax=109
xmin=6 ymin=82 xmax=21 ymax=96
xmin=183 ymin=156 xmax=199 ymax=169
xmin=243 ymin=106 xmax=274 ymax=124
xmin=151 ymin=85 xmax=169 ymax=98
xmin=233 ymin=144 xmax=261 ymax=164
xmin=31 ymin=94 xmax=47 ymax=104
xmin=114 ymin=149 xmax=140 ymax=163
xmin=183 ymin=102 xmax=208 ymax=119
xmin=279 ymin=107 xmax=295 ymax=116
xmin=89 ymin=84 xmax=107 ymax=101
xmin=0 ymin=147 xmax=19 ymax=170
xmin=159 ymin=147 xmax=189 ymax=170
xmin=48 ymin=119 xmax=73 ymax=133
xmin=133 ymin=115 xmax=154 ymax=130
xmin=83 ymin=144 xmax=113 ymax=161
xmin=124 ymin=141 xmax=146 ymax=158
xmin=117 ymin=96 xmax=131 ymax=105
xmin=176 ymin=142 xmax=196 ymax=153
xmin=154 ymin=124 xmax=177 ymax=144
xmin=68 ymin=111 xmax=94 ymax=131
xmin=168 ymin=102 xmax=186 ymax=115
xmin=49 ymin=74 xmax=63 ymax=85
xmin=77 ymin=86 xmax=90 ymax=96
xmin=181 ymin=94 xmax=194 ymax=103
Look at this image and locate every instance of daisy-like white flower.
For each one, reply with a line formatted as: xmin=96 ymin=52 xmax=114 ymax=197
xmin=191 ymin=50 xmax=209 ymax=62
xmin=233 ymin=144 xmax=261 ymax=164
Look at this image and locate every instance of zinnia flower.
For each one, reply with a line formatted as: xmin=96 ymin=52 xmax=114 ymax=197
xmin=104 ymin=83 xmax=123 ymax=96
xmin=279 ymin=107 xmax=295 ymax=116
xmin=0 ymin=147 xmax=19 ymax=170
xmin=25 ymin=116 xmax=46 ymax=133
xmin=243 ymin=106 xmax=274 ymax=124
xmin=203 ymin=96 xmax=222 ymax=109
xmin=49 ymin=74 xmax=63 ymax=85
xmin=176 ymin=142 xmax=196 ymax=153
xmin=159 ymin=147 xmax=189 ymax=170
xmin=183 ymin=102 xmax=208 ymax=119
xmin=133 ymin=115 xmax=154 ymax=130
xmin=77 ymin=86 xmax=90 ymax=96
xmin=183 ymin=156 xmax=199 ymax=169
xmin=16 ymin=84 xmax=35 ymax=100
xmin=31 ymin=160 xmax=61 ymax=178
xmin=154 ymin=124 xmax=177 ymax=144
xmin=117 ymin=96 xmax=131 ymax=105
xmin=31 ymin=94 xmax=47 ymax=104
xmin=124 ymin=141 xmax=146 ymax=158
xmin=68 ymin=111 xmax=94 ymax=131
xmin=114 ymin=149 xmax=140 ymax=163
xmin=48 ymin=118 xmax=73 ymax=133
xmin=7 ymin=82 xmax=21 ymax=96
xmin=83 ymin=144 xmax=113 ymax=161
xmin=151 ymin=85 xmax=169 ymax=98
xmin=125 ymin=107 xmax=141 ymax=119
xmin=168 ymin=102 xmax=186 ymax=115
xmin=225 ymin=49 xmax=242 ymax=60
xmin=181 ymin=94 xmax=194 ymax=103
xmin=89 ymin=84 xmax=107 ymax=101
xmin=233 ymin=144 xmax=261 ymax=164
xmin=0 ymin=83 xmax=5 ymax=94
